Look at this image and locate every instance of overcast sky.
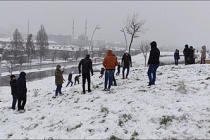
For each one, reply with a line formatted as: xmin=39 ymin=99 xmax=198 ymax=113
xmin=0 ymin=1 xmax=210 ymax=48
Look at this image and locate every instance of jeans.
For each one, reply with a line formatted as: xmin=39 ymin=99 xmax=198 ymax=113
xmin=66 ymin=80 xmax=73 ymax=87
xmin=18 ymin=97 xmax=26 ymax=110
xmin=147 ymin=65 xmax=159 ymax=84
xmin=175 ymin=59 xmax=179 ymax=65
xmin=12 ymin=95 xmax=17 ymax=109
xmin=122 ymin=66 xmax=130 ymax=78
xmin=82 ymin=73 xmax=91 ymax=92
xmin=104 ymin=70 xmax=115 ymax=89
xmin=55 ymin=85 xmax=62 ymax=96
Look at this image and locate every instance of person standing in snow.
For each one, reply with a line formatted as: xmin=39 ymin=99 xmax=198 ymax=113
xmin=201 ymin=45 xmax=206 ymax=64
xmin=147 ymin=41 xmax=160 ymax=86
xmin=102 ymin=50 xmax=118 ymax=91
xmin=10 ymin=75 xmax=17 ymax=110
xmin=189 ymin=46 xmax=195 ymax=64
xmin=112 ymin=54 xmax=118 ymax=86
xmin=183 ymin=44 xmax=190 ymax=65
xmin=17 ymin=72 xmax=27 ymax=112
xmin=121 ymin=51 xmax=132 ymax=79
xmin=54 ymin=64 xmax=64 ymax=97
xmin=66 ymin=71 xmax=74 ymax=87
xmin=78 ymin=54 xmax=93 ymax=94
xmin=174 ymin=49 xmax=180 ymax=65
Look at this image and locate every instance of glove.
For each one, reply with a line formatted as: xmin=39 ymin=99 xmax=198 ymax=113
xmin=116 ymin=72 xmax=119 ymax=76
xmin=92 ymin=73 xmax=94 ymax=76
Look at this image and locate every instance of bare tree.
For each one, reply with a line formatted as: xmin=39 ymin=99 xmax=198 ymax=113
xmin=61 ymin=51 xmax=69 ymax=67
xmin=26 ymin=34 xmax=35 ymax=69
xmin=36 ymin=25 xmax=49 ymax=68
xmin=140 ymin=41 xmax=150 ymax=67
xmin=17 ymin=53 xmax=27 ymax=71
xmin=125 ymin=14 xmax=146 ymax=53
xmin=5 ymin=29 xmax=24 ymax=74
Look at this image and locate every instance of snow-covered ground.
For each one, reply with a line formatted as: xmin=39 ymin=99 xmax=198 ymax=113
xmin=0 ymin=53 xmax=210 ymax=139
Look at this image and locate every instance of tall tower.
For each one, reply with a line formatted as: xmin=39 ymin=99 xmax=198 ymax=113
xmin=27 ymin=19 xmax=29 ymax=35
xmin=72 ymin=19 xmax=74 ymax=40
xmin=85 ymin=19 xmax=87 ymax=40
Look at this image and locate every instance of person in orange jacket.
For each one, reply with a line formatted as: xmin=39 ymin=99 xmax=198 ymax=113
xmin=102 ymin=50 xmax=118 ymax=91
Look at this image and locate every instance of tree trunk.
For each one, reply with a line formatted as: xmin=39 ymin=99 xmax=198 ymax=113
xmin=128 ymin=34 xmax=134 ymax=53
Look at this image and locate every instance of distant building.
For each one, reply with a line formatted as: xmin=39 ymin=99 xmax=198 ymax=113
xmin=48 ymin=34 xmax=72 ymax=45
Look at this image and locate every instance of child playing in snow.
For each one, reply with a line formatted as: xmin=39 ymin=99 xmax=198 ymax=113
xmin=74 ymin=75 xmax=81 ymax=85
xmin=99 ymin=67 xmax=105 ymax=78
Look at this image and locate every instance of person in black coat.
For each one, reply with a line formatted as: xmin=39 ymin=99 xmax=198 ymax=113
xmin=174 ymin=49 xmax=180 ymax=65
xmin=121 ymin=51 xmax=132 ymax=79
xmin=78 ymin=54 xmax=93 ymax=94
xmin=183 ymin=44 xmax=190 ymax=65
xmin=10 ymin=75 xmax=17 ymax=110
xmin=189 ymin=46 xmax=195 ymax=64
xmin=17 ymin=72 xmax=27 ymax=111
xmin=147 ymin=41 xmax=160 ymax=86
xmin=66 ymin=71 xmax=74 ymax=87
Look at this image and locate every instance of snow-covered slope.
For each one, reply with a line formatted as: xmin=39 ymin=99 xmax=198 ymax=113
xmin=0 ymin=54 xmax=210 ymax=139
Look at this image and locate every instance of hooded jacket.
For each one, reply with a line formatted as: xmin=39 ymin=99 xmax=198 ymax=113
xmin=17 ymin=72 xmax=27 ymax=98
xmin=103 ymin=50 xmax=118 ymax=70
xmin=147 ymin=42 xmax=160 ymax=65
xmin=55 ymin=65 xmax=64 ymax=85
xmin=78 ymin=55 xmax=93 ymax=75
xmin=122 ymin=53 xmax=132 ymax=67
xmin=183 ymin=45 xmax=190 ymax=57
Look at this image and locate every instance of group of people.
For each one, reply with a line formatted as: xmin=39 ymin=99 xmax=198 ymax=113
xmin=54 ymin=41 xmax=160 ymax=96
xmin=174 ymin=44 xmax=207 ymax=65
xmin=9 ymin=72 xmax=27 ymax=113
xmin=10 ymin=41 xmax=161 ymax=111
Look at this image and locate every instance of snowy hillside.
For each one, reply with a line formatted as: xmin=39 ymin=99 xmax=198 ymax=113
xmin=0 ymin=54 xmax=210 ymax=139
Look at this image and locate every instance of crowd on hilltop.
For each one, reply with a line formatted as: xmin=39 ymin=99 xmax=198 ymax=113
xmin=8 ymin=41 xmax=207 ymax=113
xmin=174 ymin=44 xmax=207 ymax=65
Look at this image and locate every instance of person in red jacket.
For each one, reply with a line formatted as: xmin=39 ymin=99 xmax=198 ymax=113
xmin=102 ymin=50 xmax=118 ymax=91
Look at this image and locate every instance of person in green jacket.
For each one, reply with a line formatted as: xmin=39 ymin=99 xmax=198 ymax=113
xmin=54 ymin=64 xmax=64 ymax=97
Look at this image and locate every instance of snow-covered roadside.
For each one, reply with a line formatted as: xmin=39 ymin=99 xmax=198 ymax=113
xmin=0 ymin=54 xmax=210 ymax=139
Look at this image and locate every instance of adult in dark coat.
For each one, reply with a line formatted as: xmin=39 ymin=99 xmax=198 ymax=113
xmin=10 ymin=75 xmax=17 ymax=110
xmin=147 ymin=41 xmax=160 ymax=86
xmin=55 ymin=64 xmax=64 ymax=96
xmin=189 ymin=46 xmax=195 ymax=64
xmin=121 ymin=51 xmax=132 ymax=79
xmin=183 ymin=44 xmax=190 ymax=65
xmin=78 ymin=54 xmax=93 ymax=94
xmin=174 ymin=49 xmax=180 ymax=65
xmin=66 ymin=71 xmax=73 ymax=87
xmin=17 ymin=72 xmax=27 ymax=111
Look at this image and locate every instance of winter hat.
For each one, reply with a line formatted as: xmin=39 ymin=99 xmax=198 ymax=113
xmin=85 ymin=54 xmax=90 ymax=59
xmin=19 ymin=72 xmax=26 ymax=78
xmin=150 ymin=41 xmax=157 ymax=48
xmin=10 ymin=75 xmax=16 ymax=79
